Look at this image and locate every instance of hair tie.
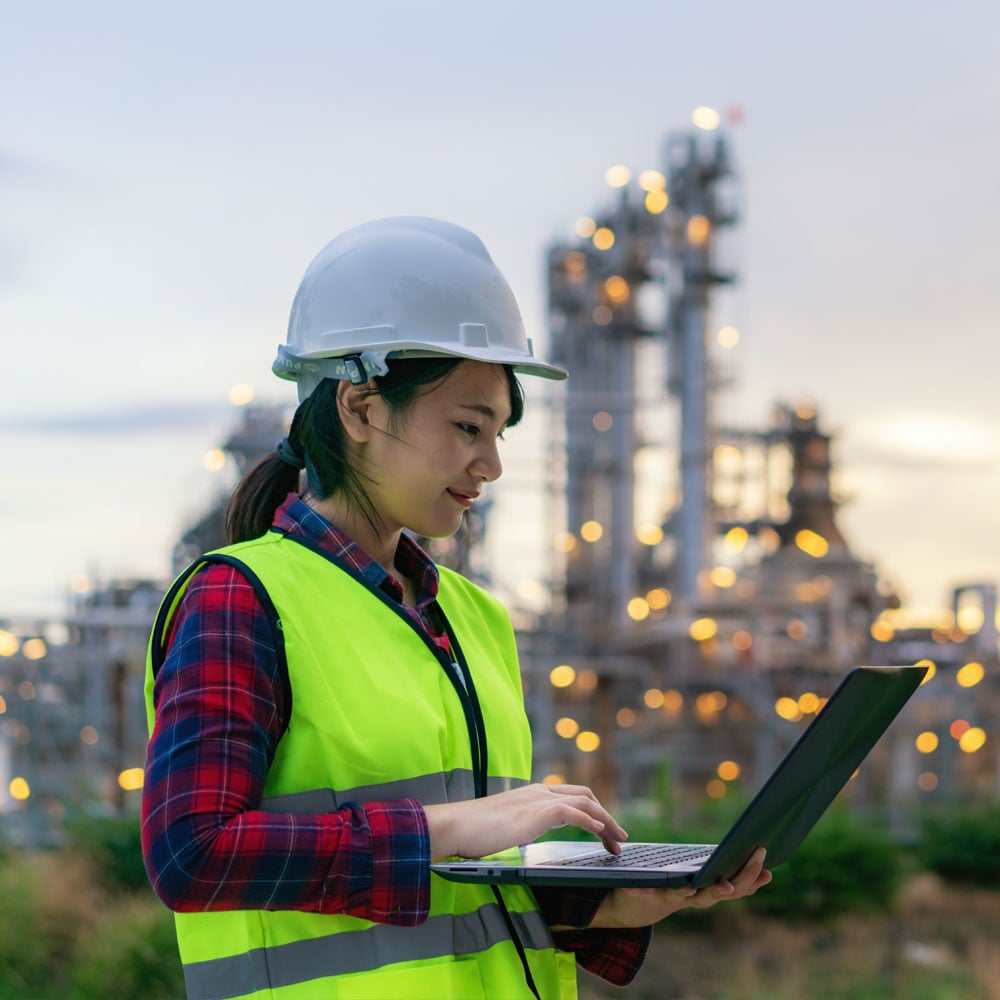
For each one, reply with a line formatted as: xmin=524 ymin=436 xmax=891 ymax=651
xmin=275 ymin=437 xmax=306 ymax=470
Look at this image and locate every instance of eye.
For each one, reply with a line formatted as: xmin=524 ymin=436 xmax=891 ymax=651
xmin=457 ymin=423 xmax=480 ymax=437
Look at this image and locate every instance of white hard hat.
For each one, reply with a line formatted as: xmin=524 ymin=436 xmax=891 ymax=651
xmin=274 ymin=216 xmax=567 ymax=400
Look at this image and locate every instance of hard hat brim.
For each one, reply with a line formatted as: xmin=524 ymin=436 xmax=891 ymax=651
xmin=274 ymin=343 xmax=567 ymax=384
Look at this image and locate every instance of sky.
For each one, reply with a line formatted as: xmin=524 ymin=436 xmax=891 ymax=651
xmin=2 ymin=0 xmax=999 ymax=619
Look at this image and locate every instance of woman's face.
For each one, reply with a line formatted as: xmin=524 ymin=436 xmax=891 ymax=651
xmin=361 ymin=360 xmax=512 ymax=540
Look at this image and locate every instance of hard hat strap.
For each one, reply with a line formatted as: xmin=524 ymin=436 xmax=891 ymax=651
xmin=272 ymin=345 xmax=390 ymax=385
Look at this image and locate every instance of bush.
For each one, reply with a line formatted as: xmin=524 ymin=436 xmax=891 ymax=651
xmin=918 ymin=801 xmax=1000 ymax=885
xmin=68 ymin=896 xmax=184 ymax=1000
xmin=0 ymin=851 xmax=105 ymax=998
xmin=64 ymin=812 xmax=149 ymax=894
xmin=744 ymin=808 xmax=902 ymax=922
xmin=0 ymin=857 xmax=52 ymax=997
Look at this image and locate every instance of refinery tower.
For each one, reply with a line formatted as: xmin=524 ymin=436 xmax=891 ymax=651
xmin=520 ymin=113 xmax=998 ymax=815
xmin=0 ymin=115 xmax=996 ymax=846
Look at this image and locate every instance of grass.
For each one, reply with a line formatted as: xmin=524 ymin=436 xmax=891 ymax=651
xmin=579 ymin=874 xmax=1000 ymax=1000
xmin=1 ymin=843 xmax=997 ymax=999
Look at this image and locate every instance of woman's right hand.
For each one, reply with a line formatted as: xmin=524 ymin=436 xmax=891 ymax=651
xmin=423 ymin=783 xmax=628 ymax=860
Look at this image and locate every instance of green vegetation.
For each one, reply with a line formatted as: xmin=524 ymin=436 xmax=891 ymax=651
xmin=0 ymin=819 xmax=183 ymax=1000
xmin=918 ymin=800 xmax=1000 ymax=884
xmin=1 ymin=803 xmax=999 ymax=998
xmin=64 ymin=811 xmax=151 ymax=894
xmin=743 ymin=808 xmax=903 ymax=921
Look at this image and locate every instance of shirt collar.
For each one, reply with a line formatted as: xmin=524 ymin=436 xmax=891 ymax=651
xmin=272 ymin=494 xmax=440 ymax=609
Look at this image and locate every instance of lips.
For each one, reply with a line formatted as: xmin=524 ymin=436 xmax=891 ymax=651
xmin=447 ymin=490 xmax=478 ymax=508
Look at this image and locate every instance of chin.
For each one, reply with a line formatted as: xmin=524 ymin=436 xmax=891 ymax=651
xmin=415 ymin=516 xmax=464 ymax=540
xmin=421 ymin=525 xmax=462 ymax=541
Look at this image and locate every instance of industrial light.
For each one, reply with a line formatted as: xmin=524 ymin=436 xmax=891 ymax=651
xmin=118 ymin=768 xmax=145 ymax=791
xmin=9 ymin=777 xmax=30 ymax=801
xmin=227 ymin=384 xmax=255 ymax=406
xmin=627 ymin=597 xmax=650 ymax=621
xmin=717 ymin=325 xmax=740 ymax=348
xmin=603 ymin=275 xmax=630 ymax=304
xmin=21 ymin=638 xmax=47 ymax=661
xmin=636 ymin=524 xmax=663 ymax=546
xmin=717 ymin=760 xmax=740 ymax=781
xmin=689 ymin=618 xmax=718 ymax=641
xmin=795 ymin=529 xmax=829 ymax=559
xmin=956 ymin=662 xmax=985 ymax=688
xmin=549 ymin=665 xmax=576 ymax=688
xmin=0 ymin=630 xmax=18 ymax=657
xmin=646 ymin=587 xmax=670 ymax=610
xmin=604 ymin=165 xmax=631 ymax=188
xmin=638 ymin=169 xmax=666 ymax=191
xmin=592 ymin=227 xmax=616 ymax=250
xmin=644 ymin=688 xmax=665 ymax=709
xmin=203 ymin=448 xmax=226 ymax=472
xmin=644 ymin=190 xmax=668 ymax=214
xmin=959 ymin=728 xmax=986 ymax=753
xmin=687 ymin=215 xmax=710 ymax=245
xmin=555 ymin=717 xmax=580 ymax=739
xmin=691 ymin=106 xmax=721 ymax=131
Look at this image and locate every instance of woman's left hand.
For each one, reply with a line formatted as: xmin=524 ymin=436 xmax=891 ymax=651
xmin=587 ymin=847 xmax=773 ymax=928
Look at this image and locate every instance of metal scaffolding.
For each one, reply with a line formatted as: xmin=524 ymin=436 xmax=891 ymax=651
xmin=2 ymin=117 xmax=997 ymax=846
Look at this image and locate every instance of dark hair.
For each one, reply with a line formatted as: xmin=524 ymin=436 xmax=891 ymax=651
xmin=225 ymin=358 xmax=525 ymax=543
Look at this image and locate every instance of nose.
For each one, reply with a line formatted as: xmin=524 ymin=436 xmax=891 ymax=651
xmin=471 ymin=437 xmax=503 ymax=483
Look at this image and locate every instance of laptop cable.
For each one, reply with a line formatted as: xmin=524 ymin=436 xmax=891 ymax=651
xmin=490 ymin=885 xmax=542 ymax=1000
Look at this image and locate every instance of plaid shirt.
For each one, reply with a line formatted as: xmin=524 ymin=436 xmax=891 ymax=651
xmin=142 ymin=494 xmax=648 ymax=985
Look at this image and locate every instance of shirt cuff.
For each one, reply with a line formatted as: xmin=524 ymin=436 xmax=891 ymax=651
xmin=348 ymin=798 xmax=430 ymax=926
xmin=550 ymin=925 xmax=652 ymax=987
xmin=532 ymin=885 xmax=651 ymax=986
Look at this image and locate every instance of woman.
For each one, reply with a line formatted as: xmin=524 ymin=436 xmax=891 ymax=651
xmin=142 ymin=217 xmax=770 ymax=1000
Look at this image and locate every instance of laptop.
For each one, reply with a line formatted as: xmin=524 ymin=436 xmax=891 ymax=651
xmin=431 ymin=664 xmax=927 ymax=890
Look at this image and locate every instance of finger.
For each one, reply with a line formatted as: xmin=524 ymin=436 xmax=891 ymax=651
xmin=624 ymin=887 xmax=696 ymax=901
xmin=729 ymin=848 xmax=768 ymax=893
xmin=541 ymin=802 xmax=611 ymax=842
xmin=543 ymin=783 xmax=602 ymax=797
xmin=542 ymin=785 xmax=630 ymax=841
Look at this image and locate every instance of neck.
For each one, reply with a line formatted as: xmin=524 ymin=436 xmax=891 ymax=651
xmin=303 ymin=493 xmax=402 ymax=581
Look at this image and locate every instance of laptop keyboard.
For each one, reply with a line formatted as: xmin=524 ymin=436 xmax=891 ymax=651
xmin=541 ymin=843 xmax=713 ymax=869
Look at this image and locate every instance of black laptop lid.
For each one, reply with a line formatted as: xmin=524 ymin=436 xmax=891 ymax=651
xmin=691 ymin=664 xmax=927 ymax=887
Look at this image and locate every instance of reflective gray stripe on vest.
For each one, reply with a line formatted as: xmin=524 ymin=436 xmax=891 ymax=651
xmin=261 ymin=772 xmax=527 ymax=813
xmin=183 ymin=902 xmax=553 ymax=1000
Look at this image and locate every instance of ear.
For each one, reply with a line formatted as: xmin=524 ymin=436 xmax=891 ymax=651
xmin=336 ymin=379 xmax=379 ymax=444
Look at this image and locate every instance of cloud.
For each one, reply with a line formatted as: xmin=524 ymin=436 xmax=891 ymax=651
xmin=842 ymin=445 xmax=989 ymax=472
xmin=5 ymin=401 xmax=230 ymax=436
xmin=842 ymin=413 xmax=1000 ymax=470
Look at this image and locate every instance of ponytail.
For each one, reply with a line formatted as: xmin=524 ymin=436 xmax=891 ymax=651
xmin=225 ymin=453 xmax=300 ymax=543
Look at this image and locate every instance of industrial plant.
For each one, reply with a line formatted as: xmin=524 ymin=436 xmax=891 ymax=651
xmin=1 ymin=113 xmax=996 ymax=846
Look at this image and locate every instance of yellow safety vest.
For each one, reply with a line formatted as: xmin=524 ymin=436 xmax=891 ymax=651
xmin=145 ymin=530 xmax=578 ymax=1000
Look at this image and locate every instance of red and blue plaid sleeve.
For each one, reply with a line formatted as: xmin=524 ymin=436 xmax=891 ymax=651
xmin=532 ymin=885 xmax=651 ymax=985
xmin=141 ymin=562 xmax=431 ymax=924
